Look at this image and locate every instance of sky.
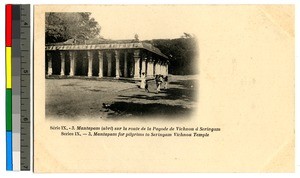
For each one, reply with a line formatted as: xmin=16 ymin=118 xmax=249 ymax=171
xmin=88 ymin=5 xmax=200 ymax=40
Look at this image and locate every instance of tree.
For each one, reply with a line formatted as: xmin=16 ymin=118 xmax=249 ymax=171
xmin=144 ymin=34 xmax=198 ymax=75
xmin=45 ymin=12 xmax=101 ymax=44
xmin=181 ymin=32 xmax=193 ymax=39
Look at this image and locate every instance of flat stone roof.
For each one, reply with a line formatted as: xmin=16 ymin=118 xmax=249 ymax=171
xmin=45 ymin=41 xmax=168 ymax=59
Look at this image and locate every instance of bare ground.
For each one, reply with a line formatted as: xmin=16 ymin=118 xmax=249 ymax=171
xmin=46 ymin=75 xmax=198 ymax=120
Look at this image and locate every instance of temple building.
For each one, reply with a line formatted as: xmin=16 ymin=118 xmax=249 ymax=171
xmin=45 ymin=39 xmax=169 ymax=79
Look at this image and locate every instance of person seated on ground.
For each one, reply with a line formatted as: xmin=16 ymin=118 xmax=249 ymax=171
xmin=164 ymin=75 xmax=168 ymax=89
xmin=155 ymin=75 xmax=159 ymax=87
xmin=159 ymin=74 xmax=164 ymax=85
xmin=156 ymin=75 xmax=163 ymax=93
xmin=140 ymin=72 xmax=146 ymax=89
xmin=145 ymin=80 xmax=149 ymax=93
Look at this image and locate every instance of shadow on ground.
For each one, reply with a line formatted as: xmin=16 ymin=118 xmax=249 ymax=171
xmin=107 ymin=102 xmax=193 ymax=120
xmin=169 ymin=79 xmax=197 ymax=89
xmin=117 ymin=80 xmax=197 ymax=102
xmin=117 ymin=88 xmax=195 ymax=102
xmin=106 ymin=78 xmax=198 ymax=119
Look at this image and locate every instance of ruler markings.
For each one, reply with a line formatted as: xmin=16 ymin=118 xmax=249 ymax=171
xmin=6 ymin=4 xmax=31 ymax=171
xmin=12 ymin=4 xmax=21 ymax=171
xmin=20 ymin=4 xmax=30 ymax=171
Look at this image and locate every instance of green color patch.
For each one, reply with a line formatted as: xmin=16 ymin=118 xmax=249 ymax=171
xmin=6 ymin=89 xmax=12 ymax=131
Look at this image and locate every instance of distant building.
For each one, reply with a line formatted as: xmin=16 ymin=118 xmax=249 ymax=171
xmin=45 ymin=38 xmax=169 ymax=79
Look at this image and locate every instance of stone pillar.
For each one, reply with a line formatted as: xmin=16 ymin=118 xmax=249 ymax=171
xmin=155 ymin=60 xmax=160 ymax=75
xmin=153 ymin=60 xmax=156 ymax=76
xmin=152 ymin=60 xmax=155 ymax=76
xmin=87 ymin=51 xmax=93 ymax=77
xmin=69 ymin=51 xmax=75 ymax=76
xmin=161 ymin=63 xmax=165 ymax=76
xmin=98 ymin=51 xmax=103 ymax=78
xmin=141 ymin=54 xmax=146 ymax=75
xmin=130 ymin=54 xmax=134 ymax=77
xmin=134 ymin=50 xmax=140 ymax=78
xmin=60 ymin=51 xmax=65 ymax=76
xmin=46 ymin=52 xmax=52 ymax=75
xmin=124 ymin=52 xmax=128 ymax=78
xmin=73 ymin=51 xmax=77 ymax=75
xmin=159 ymin=61 xmax=162 ymax=75
xmin=147 ymin=58 xmax=152 ymax=78
xmin=115 ymin=50 xmax=120 ymax=79
xmin=154 ymin=60 xmax=157 ymax=75
xmin=73 ymin=52 xmax=77 ymax=75
xmin=163 ymin=63 xmax=167 ymax=76
xmin=107 ymin=52 xmax=112 ymax=77
xmin=166 ymin=63 xmax=169 ymax=75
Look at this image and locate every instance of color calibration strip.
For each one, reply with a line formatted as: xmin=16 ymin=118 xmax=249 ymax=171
xmin=6 ymin=4 xmax=13 ymax=171
xmin=6 ymin=4 xmax=31 ymax=171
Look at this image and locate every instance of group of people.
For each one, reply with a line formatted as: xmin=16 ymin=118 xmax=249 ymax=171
xmin=154 ymin=74 xmax=168 ymax=93
xmin=140 ymin=72 xmax=168 ymax=94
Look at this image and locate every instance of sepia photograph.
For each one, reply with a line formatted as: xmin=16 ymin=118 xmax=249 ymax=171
xmin=44 ymin=11 xmax=199 ymax=120
xmin=34 ymin=5 xmax=294 ymax=173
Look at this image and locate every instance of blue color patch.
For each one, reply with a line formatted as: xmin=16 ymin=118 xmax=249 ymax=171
xmin=6 ymin=131 xmax=13 ymax=171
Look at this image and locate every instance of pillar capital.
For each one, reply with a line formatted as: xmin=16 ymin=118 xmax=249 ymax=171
xmin=106 ymin=52 xmax=112 ymax=57
xmin=114 ymin=50 xmax=120 ymax=56
xmin=46 ymin=51 xmax=52 ymax=57
xmin=87 ymin=50 xmax=93 ymax=57
xmin=98 ymin=50 xmax=103 ymax=56
xmin=69 ymin=50 xmax=74 ymax=58
xmin=134 ymin=49 xmax=140 ymax=58
xmin=148 ymin=54 xmax=153 ymax=62
xmin=141 ymin=52 xmax=148 ymax=60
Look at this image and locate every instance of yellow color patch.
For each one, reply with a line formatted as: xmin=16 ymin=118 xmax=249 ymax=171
xmin=6 ymin=47 xmax=12 ymax=88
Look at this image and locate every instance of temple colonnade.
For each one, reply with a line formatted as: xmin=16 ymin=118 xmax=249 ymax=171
xmin=46 ymin=48 xmax=168 ymax=79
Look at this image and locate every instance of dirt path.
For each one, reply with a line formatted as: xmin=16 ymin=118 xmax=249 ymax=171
xmin=46 ymin=75 xmax=198 ymax=120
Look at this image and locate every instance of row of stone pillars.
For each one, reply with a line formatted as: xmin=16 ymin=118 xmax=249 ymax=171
xmin=46 ymin=49 xmax=168 ymax=78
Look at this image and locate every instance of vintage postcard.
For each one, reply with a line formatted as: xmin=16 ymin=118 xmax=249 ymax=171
xmin=34 ymin=5 xmax=294 ymax=172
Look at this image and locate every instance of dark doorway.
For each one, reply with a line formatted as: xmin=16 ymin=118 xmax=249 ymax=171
xmin=128 ymin=53 xmax=134 ymax=78
xmin=65 ymin=53 xmax=70 ymax=75
xmin=52 ymin=51 xmax=61 ymax=75
xmin=92 ymin=51 xmax=99 ymax=76
xmin=103 ymin=53 xmax=108 ymax=77
xmin=75 ymin=51 xmax=88 ymax=76
xmin=111 ymin=53 xmax=116 ymax=77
